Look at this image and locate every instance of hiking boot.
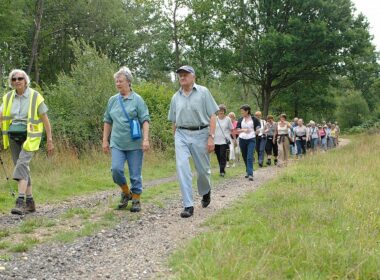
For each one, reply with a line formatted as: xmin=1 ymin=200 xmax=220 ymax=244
xmin=201 ymin=191 xmax=211 ymax=208
xmin=245 ymin=175 xmax=249 ymax=178
xmin=220 ymin=172 xmax=225 ymax=177
xmin=274 ymin=159 xmax=278 ymax=165
xmin=266 ymin=159 xmax=272 ymax=166
xmin=130 ymin=199 xmax=141 ymax=212
xmin=25 ymin=198 xmax=36 ymax=213
xmin=117 ymin=192 xmax=132 ymax=209
xmin=180 ymin=206 xmax=194 ymax=218
xmin=259 ymin=163 xmax=263 ymax=168
xmin=249 ymin=175 xmax=254 ymax=181
xmin=11 ymin=197 xmax=25 ymax=215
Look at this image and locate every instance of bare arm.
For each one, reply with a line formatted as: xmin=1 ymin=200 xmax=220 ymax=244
xmin=142 ymin=121 xmax=150 ymax=152
xmin=40 ymin=113 xmax=54 ymax=156
xmin=208 ymin=114 xmax=216 ymax=152
xmin=102 ymin=122 xmax=112 ymax=153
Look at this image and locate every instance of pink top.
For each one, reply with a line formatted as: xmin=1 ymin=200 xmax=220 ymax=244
xmin=231 ymin=120 xmax=238 ymax=137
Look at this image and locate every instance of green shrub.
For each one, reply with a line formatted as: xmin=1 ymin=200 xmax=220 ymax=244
xmin=336 ymin=90 xmax=370 ymax=129
xmin=46 ymin=40 xmax=175 ymax=151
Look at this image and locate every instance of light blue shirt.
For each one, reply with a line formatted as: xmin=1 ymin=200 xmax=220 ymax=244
xmin=168 ymin=83 xmax=218 ymax=127
xmin=103 ymin=92 xmax=150 ymax=151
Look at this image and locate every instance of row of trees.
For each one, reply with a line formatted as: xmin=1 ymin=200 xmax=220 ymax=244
xmin=1 ymin=0 xmax=379 ymax=140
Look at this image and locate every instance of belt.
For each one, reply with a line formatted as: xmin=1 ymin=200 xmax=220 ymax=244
xmin=178 ymin=125 xmax=209 ymax=131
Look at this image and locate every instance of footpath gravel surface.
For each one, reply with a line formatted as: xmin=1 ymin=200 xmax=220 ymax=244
xmin=0 ymin=165 xmax=282 ymax=280
xmin=0 ymin=139 xmax=349 ymax=280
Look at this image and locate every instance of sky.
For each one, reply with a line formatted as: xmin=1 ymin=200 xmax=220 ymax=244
xmin=352 ymin=0 xmax=380 ymax=51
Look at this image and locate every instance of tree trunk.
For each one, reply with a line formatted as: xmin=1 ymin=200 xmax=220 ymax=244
xmin=262 ymin=86 xmax=271 ymax=117
xmin=34 ymin=50 xmax=40 ymax=84
xmin=27 ymin=0 xmax=44 ymax=76
xmin=173 ymin=0 xmax=180 ymax=68
xmin=0 ymin=63 xmax=3 ymax=89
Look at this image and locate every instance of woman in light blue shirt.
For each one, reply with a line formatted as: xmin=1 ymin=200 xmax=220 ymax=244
xmin=103 ymin=67 xmax=150 ymax=213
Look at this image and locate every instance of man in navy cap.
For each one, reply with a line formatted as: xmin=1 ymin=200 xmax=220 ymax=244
xmin=168 ymin=65 xmax=219 ymax=218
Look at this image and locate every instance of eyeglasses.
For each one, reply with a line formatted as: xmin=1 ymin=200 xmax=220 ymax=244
xmin=12 ymin=77 xmax=25 ymax=82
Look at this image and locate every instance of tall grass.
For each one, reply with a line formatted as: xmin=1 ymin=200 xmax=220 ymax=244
xmin=170 ymin=134 xmax=380 ymax=279
xmin=0 ymin=146 xmax=176 ymax=213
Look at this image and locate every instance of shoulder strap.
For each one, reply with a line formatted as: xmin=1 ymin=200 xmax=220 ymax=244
xmin=118 ymin=95 xmax=131 ymax=124
xmin=217 ymin=118 xmax=228 ymax=139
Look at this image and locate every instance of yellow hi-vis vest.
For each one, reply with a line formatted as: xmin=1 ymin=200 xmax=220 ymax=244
xmin=2 ymin=89 xmax=45 ymax=151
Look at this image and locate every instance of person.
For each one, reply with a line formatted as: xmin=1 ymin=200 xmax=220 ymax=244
xmin=254 ymin=111 xmax=267 ymax=167
xmin=214 ymin=105 xmax=233 ymax=177
xmin=293 ymin=118 xmax=308 ymax=158
xmin=330 ymin=124 xmax=337 ymax=147
xmin=335 ymin=122 xmax=340 ymax=145
xmin=237 ymin=105 xmax=260 ymax=181
xmin=306 ymin=122 xmax=312 ymax=150
xmin=103 ymin=66 xmax=150 ymax=213
xmin=274 ymin=114 xmax=292 ymax=167
xmin=319 ymin=125 xmax=327 ymax=151
xmin=265 ymin=115 xmax=278 ymax=165
xmin=168 ymin=65 xmax=218 ymax=218
xmin=309 ymin=121 xmax=320 ymax=154
xmin=0 ymin=69 xmax=54 ymax=215
xmin=290 ymin=117 xmax=299 ymax=155
xmin=326 ymin=123 xmax=333 ymax=149
xmin=227 ymin=112 xmax=239 ymax=167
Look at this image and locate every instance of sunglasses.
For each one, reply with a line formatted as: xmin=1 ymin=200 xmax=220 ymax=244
xmin=12 ymin=77 xmax=25 ymax=82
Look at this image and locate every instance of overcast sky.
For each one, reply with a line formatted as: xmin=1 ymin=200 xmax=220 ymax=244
xmin=352 ymin=0 xmax=380 ymax=51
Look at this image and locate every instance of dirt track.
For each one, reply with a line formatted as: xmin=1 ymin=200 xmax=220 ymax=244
xmin=0 ymin=139 xmax=349 ymax=279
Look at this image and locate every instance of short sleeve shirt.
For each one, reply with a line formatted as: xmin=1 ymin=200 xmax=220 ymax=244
xmin=168 ymin=84 xmax=218 ymax=127
xmin=215 ymin=116 xmax=233 ymax=145
xmin=103 ymin=92 xmax=150 ymax=151
xmin=0 ymin=88 xmax=48 ymax=125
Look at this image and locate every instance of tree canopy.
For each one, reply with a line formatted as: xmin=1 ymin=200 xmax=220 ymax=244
xmin=1 ymin=0 xmax=379 ymax=130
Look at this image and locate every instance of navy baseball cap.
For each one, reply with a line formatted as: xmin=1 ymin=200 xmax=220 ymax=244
xmin=176 ymin=65 xmax=195 ymax=74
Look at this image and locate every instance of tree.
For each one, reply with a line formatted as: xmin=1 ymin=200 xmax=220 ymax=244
xmin=217 ymin=0 xmax=376 ymax=116
xmin=0 ymin=0 xmax=30 ymax=88
xmin=27 ymin=0 xmax=44 ymax=84
xmin=336 ymin=90 xmax=370 ymax=128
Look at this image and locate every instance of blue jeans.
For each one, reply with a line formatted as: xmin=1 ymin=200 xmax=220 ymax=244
xmin=295 ymin=139 xmax=306 ymax=156
xmin=111 ymin=148 xmax=143 ymax=194
xmin=239 ymin=138 xmax=256 ymax=176
xmin=175 ymin=128 xmax=211 ymax=208
xmin=256 ymin=136 xmax=266 ymax=165
xmin=311 ymin=138 xmax=319 ymax=150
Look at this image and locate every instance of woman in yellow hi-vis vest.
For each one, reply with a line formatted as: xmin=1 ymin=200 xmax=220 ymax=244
xmin=0 ymin=69 xmax=54 ymax=215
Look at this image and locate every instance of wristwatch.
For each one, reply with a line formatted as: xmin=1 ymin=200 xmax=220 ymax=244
xmin=209 ymin=134 xmax=215 ymax=139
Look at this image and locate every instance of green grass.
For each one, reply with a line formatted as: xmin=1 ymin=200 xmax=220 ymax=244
xmin=18 ymin=217 xmax=56 ymax=234
xmin=9 ymin=237 xmax=39 ymax=253
xmin=170 ymin=134 xmax=380 ymax=279
xmin=0 ymin=148 xmax=249 ymax=253
xmin=0 ymin=150 xmax=176 ymax=213
xmin=0 ymin=229 xmax=10 ymax=239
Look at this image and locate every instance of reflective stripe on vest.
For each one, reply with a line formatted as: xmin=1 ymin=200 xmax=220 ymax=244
xmin=1 ymin=89 xmax=44 ymax=151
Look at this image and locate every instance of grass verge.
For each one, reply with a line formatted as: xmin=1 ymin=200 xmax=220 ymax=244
xmin=0 ymin=150 xmax=176 ymax=213
xmin=170 ymin=134 xmax=380 ymax=279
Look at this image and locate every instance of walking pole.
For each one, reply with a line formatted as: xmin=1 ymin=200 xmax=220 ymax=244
xmin=0 ymin=154 xmax=15 ymax=196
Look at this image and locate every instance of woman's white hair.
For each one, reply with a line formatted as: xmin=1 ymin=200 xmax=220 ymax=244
xmin=8 ymin=69 xmax=30 ymax=88
xmin=114 ymin=66 xmax=133 ymax=83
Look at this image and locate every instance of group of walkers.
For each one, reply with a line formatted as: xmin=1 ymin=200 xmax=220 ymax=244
xmin=1 ymin=65 xmax=340 ymax=219
xmin=213 ymin=112 xmax=341 ymax=181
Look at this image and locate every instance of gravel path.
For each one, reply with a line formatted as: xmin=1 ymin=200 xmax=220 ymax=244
xmin=0 ymin=139 xmax=350 ymax=279
xmin=0 ymin=175 xmax=178 ymax=228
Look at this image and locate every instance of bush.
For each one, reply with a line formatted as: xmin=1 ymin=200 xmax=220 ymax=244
xmin=46 ymin=40 xmax=175 ymax=152
xmin=335 ymin=90 xmax=370 ymax=129
xmin=347 ymin=119 xmax=380 ymax=135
